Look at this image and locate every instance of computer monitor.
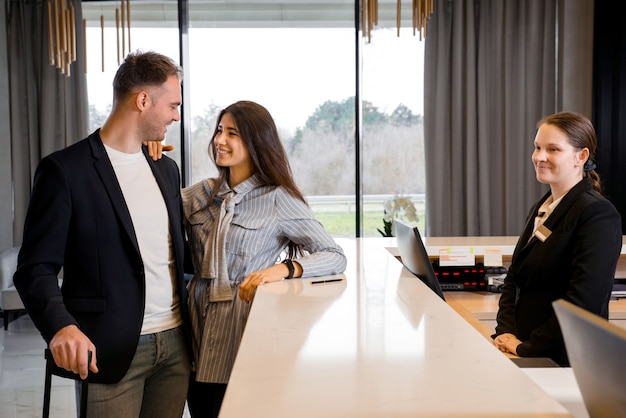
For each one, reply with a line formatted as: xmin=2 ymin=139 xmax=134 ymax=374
xmin=393 ymin=219 xmax=445 ymax=301
xmin=552 ymin=299 xmax=626 ymax=418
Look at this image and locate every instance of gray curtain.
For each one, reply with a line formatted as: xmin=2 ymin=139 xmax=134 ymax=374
xmin=6 ymin=0 xmax=89 ymax=244
xmin=424 ymin=0 xmax=557 ymax=236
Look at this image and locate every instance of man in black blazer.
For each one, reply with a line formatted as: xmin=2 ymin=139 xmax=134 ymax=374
xmin=14 ymin=51 xmax=191 ymax=417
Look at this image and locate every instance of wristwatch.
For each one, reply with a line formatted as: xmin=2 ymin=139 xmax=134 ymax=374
xmin=282 ymin=259 xmax=295 ymax=279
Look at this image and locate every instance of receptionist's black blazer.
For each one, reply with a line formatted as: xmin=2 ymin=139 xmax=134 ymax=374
xmin=494 ymin=177 xmax=622 ymax=365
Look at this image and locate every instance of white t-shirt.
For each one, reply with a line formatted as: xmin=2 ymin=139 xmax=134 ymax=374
xmin=105 ymin=144 xmax=181 ymax=334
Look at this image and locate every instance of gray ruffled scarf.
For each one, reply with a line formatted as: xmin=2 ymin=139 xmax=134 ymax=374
xmin=183 ymin=176 xmax=259 ymax=302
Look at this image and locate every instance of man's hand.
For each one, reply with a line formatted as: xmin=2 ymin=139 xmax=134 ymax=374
xmin=49 ymin=324 xmax=99 ymax=380
xmin=144 ymin=141 xmax=174 ymax=161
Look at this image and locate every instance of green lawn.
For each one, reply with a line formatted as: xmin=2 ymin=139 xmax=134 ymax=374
xmin=313 ymin=210 xmax=426 ymax=237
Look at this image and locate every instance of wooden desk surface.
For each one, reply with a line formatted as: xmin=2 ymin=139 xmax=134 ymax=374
xmin=446 ymin=291 xmax=626 ymax=323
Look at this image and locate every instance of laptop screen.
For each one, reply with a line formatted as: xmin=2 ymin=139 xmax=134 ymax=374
xmin=552 ymin=299 xmax=626 ymax=417
xmin=394 ymin=219 xmax=445 ymax=301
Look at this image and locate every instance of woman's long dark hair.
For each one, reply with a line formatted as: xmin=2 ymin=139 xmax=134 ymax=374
xmin=208 ymin=100 xmax=307 ymax=257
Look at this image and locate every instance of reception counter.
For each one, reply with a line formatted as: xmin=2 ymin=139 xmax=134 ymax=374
xmin=219 ymin=238 xmax=573 ymax=417
xmin=414 ymin=235 xmax=626 ymax=332
xmin=446 ymin=291 xmax=626 ymax=334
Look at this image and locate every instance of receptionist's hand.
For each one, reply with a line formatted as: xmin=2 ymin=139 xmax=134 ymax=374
xmin=143 ymin=141 xmax=174 ymax=161
xmin=493 ymin=333 xmax=522 ymax=356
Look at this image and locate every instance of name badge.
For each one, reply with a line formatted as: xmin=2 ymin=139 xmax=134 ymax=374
xmin=534 ymin=224 xmax=552 ymax=242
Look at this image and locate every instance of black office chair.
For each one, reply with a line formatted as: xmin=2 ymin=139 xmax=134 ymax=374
xmin=43 ymin=348 xmax=90 ymax=418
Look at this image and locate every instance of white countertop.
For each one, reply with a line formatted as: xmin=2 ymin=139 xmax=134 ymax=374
xmin=219 ymin=238 xmax=573 ymax=417
xmin=522 ymin=368 xmax=589 ymax=418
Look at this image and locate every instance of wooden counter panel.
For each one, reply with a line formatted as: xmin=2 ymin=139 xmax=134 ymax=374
xmin=445 ymin=291 xmax=626 ymax=331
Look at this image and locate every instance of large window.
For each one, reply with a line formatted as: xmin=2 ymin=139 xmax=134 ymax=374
xmin=83 ymin=1 xmax=425 ymax=237
xmin=361 ymin=29 xmax=425 ymax=236
xmin=186 ymin=25 xmax=357 ymax=236
xmin=186 ymin=27 xmax=355 ymax=181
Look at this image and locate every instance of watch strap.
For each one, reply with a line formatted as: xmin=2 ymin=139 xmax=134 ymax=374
xmin=282 ymin=259 xmax=295 ymax=279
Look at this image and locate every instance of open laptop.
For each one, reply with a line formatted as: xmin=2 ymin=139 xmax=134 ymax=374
xmin=393 ymin=219 xmax=445 ymax=301
xmin=552 ymin=299 xmax=626 ymax=418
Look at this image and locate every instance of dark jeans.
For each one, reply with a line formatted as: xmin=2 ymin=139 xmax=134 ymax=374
xmin=187 ymin=375 xmax=227 ymax=418
xmin=77 ymin=327 xmax=190 ymax=418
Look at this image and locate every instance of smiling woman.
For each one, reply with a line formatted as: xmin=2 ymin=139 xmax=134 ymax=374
xmin=212 ymin=113 xmax=252 ymax=186
xmin=493 ymin=111 xmax=622 ymax=366
xmin=532 ymin=116 xmax=592 ymax=199
xmin=180 ymin=99 xmax=347 ymax=417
